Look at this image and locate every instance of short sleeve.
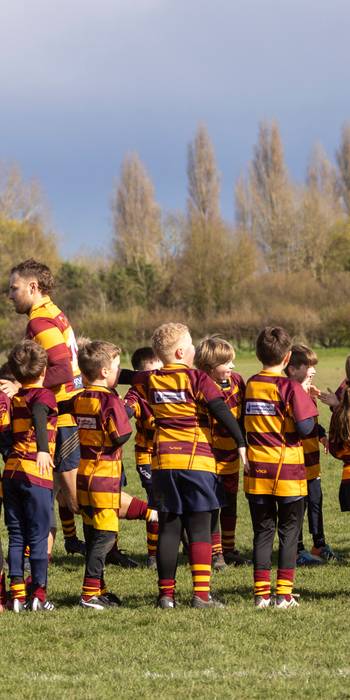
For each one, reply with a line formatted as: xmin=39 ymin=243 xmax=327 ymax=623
xmin=287 ymin=381 xmax=318 ymax=423
xmin=195 ymin=370 xmax=223 ymax=404
xmin=106 ymin=395 xmax=132 ymax=443
xmin=27 ymin=388 xmax=57 ymax=415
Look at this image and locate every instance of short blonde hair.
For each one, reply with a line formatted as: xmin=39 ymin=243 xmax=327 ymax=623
xmin=195 ymin=335 xmax=234 ymax=373
xmin=152 ymin=323 xmax=189 ymax=362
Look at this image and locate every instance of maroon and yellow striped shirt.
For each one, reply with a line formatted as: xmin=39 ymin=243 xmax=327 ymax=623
xmin=244 ymin=370 xmax=317 ymax=497
xmin=329 ymin=408 xmax=350 ymax=483
xmin=125 ymin=384 xmax=155 ymax=466
xmin=4 ymin=385 xmax=57 ymax=489
xmin=74 ymin=386 xmax=132 ymax=511
xmin=302 ymin=405 xmax=321 ymax=480
xmin=133 ymin=364 xmax=222 ymax=472
xmin=0 ymin=391 xmax=11 ymax=498
xmin=212 ymin=372 xmax=245 ymax=476
xmin=26 ymin=296 xmax=83 ymax=427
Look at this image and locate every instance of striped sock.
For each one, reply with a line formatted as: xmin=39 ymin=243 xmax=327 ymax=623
xmin=158 ymin=578 xmax=176 ymax=600
xmin=189 ymin=542 xmax=212 ymax=602
xmin=220 ymin=513 xmax=237 ymax=554
xmin=254 ymin=569 xmax=271 ymax=599
xmin=211 ymin=530 xmax=223 ymax=556
xmin=0 ymin=572 xmax=6 ymax=606
xmin=82 ymin=577 xmax=101 ymax=600
xmin=276 ymin=568 xmax=294 ymax=599
xmin=32 ymin=585 xmax=46 ymax=603
xmin=10 ymin=578 xmax=26 ymax=603
xmin=125 ymin=497 xmax=148 ymax=520
xmin=146 ymin=521 xmax=159 ymax=557
xmin=59 ymin=506 xmax=77 ymax=539
xmin=100 ymin=577 xmax=108 ymax=596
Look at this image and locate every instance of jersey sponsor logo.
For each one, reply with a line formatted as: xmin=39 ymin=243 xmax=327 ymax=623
xmin=74 ymin=375 xmax=83 ymax=389
xmin=153 ymin=390 xmax=186 ymax=404
xmin=245 ymin=401 xmax=276 ymax=416
xmin=76 ymin=416 xmax=97 ymax=430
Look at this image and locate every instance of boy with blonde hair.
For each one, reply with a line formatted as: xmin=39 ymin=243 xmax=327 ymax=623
xmin=195 ymin=335 xmax=251 ymax=568
xmin=132 ymin=322 xmax=247 ymax=608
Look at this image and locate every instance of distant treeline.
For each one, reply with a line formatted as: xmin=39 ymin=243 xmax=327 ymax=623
xmin=2 ymin=119 xmax=350 ymax=352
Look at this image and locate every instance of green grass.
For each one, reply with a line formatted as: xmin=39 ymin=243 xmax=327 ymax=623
xmin=1 ymin=350 xmax=350 ymax=699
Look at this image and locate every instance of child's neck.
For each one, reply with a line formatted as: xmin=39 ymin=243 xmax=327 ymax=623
xmin=262 ymin=363 xmax=286 ymax=375
xmin=88 ymin=377 xmax=109 ymax=388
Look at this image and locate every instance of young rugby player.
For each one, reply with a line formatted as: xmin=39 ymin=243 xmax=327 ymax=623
xmin=244 ymin=327 xmax=318 ymax=609
xmin=194 ymin=335 xmax=251 ymax=569
xmin=72 ymin=340 xmax=132 ymax=609
xmin=328 ymin=356 xmax=350 ymax=514
xmin=3 ymin=340 xmax=57 ymax=612
xmin=2 ymin=259 xmax=85 ymax=556
xmin=132 ymin=323 xmax=248 ymax=608
xmin=125 ymin=347 xmax=162 ymax=568
xmin=285 ymin=344 xmax=336 ymax=564
xmin=0 ymin=363 xmax=14 ymax=612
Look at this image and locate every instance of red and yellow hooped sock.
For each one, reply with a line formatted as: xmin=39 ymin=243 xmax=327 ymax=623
xmin=189 ymin=542 xmax=212 ymax=602
xmin=254 ymin=569 xmax=271 ymax=599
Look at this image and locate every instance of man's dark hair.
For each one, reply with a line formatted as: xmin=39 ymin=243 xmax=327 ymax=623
xmin=131 ymin=346 xmax=158 ymax=371
xmin=8 ymin=340 xmax=48 ymax=383
xmin=10 ymin=259 xmax=54 ymax=294
xmin=256 ymin=326 xmax=292 ymax=366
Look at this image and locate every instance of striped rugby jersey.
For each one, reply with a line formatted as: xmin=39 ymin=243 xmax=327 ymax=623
xmin=302 ymin=403 xmax=321 ymax=480
xmin=212 ymin=372 xmax=245 ymax=476
xmin=329 ymin=409 xmax=350 ymax=483
xmin=26 ymin=296 xmax=83 ymax=428
xmin=244 ymin=370 xmax=317 ymax=497
xmin=132 ymin=363 xmax=223 ymax=472
xmin=0 ymin=391 xmax=11 ymax=498
xmin=4 ymin=386 xmax=57 ymax=490
xmin=74 ymin=386 xmax=132 ymax=511
xmin=125 ymin=384 xmax=155 ymax=466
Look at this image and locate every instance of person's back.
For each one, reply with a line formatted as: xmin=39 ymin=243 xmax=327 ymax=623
xmin=139 ymin=362 xmax=221 ymax=472
xmin=73 ymin=340 xmax=132 ymax=610
xmin=244 ymin=326 xmax=317 ymax=610
xmin=245 ymin=368 xmax=311 ymax=497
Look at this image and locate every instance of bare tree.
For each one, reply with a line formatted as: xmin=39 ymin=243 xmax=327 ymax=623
xmin=187 ymin=124 xmax=220 ymax=225
xmin=112 ymin=153 xmax=163 ymax=274
xmin=336 ymin=123 xmax=350 ymax=214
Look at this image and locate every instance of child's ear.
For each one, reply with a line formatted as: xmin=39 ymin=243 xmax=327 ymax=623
xmin=282 ymin=350 xmax=292 ymax=368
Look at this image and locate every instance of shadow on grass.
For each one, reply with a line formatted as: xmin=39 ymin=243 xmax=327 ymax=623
xmin=51 ymin=554 xmax=85 ymax=570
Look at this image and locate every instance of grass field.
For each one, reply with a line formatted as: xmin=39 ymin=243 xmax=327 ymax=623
xmin=1 ymin=350 xmax=350 ymax=699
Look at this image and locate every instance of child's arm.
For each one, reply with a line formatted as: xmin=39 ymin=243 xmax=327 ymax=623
xmin=318 ymin=423 xmax=329 ymax=453
xmin=207 ymin=398 xmax=248 ymax=470
xmin=106 ymin=397 xmax=133 ymax=447
xmin=319 ymin=389 xmax=340 ymax=408
xmin=32 ymin=402 xmax=54 ymax=476
xmin=118 ymin=369 xmax=135 ymax=385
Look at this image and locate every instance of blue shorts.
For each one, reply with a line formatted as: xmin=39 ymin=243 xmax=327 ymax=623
xmin=121 ymin=465 xmax=127 ymax=488
xmin=54 ymin=426 xmax=80 ymax=473
xmin=137 ymin=464 xmax=153 ymax=501
xmin=151 ymin=469 xmax=225 ymax=514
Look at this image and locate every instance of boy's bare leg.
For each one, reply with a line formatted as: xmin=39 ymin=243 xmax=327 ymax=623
xmin=59 ymin=469 xmax=79 ymax=513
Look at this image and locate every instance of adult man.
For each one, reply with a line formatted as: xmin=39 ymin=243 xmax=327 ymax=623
xmin=1 ymin=258 xmax=85 ymax=555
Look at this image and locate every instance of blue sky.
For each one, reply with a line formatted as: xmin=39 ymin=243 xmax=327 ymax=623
xmin=1 ymin=0 xmax=350 ymax=257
